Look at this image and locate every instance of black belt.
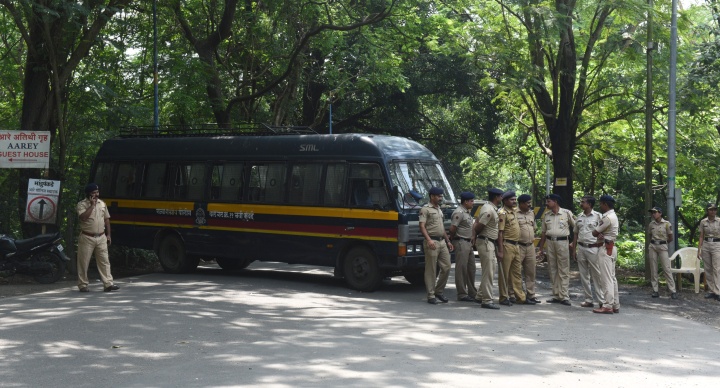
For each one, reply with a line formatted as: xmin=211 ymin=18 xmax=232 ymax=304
xmin=519 ymin=241 xmax=534 ymax=247
xmin=428 ymin=236 xmax=445 ymax=241
xmin=504 ymin=239 xmax=519 ymax=245
xmin=476 ymin=235 xmax=497 ymax=243
xmin=547 ymin=236 xmax=568 ymax=241
xmin=604 ymin=239 xmax=615 ymax=244
xmin=579 ymin=241 xmax=603 ymax=248
xmin=81 ymin=231 xmax=105 ymax=238
xmin=452 ymin=237 xmax=471 ymax=242
xmin=651 ymin=240 xmax=667 ymax=245
xmin=705 ymin=237 xmax=720 ymax=242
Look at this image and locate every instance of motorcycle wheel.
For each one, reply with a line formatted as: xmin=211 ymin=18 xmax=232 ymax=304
xmin=33 ymin=252 xmax=66 ymax=284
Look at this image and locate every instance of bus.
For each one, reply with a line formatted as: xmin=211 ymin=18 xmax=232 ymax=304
xmin=90 ymin=130 xmax=458 ymax=291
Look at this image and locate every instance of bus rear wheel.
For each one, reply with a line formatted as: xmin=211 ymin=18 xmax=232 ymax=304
xmin=343 ymin=247 xmax=383 ymax=292
xmin=158 ymin=235 xmax=198 ymax=273
xmin=216 ymin=258 xmax=253 ymax=271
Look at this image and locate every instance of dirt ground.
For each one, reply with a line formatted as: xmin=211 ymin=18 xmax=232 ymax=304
xmin=3 ymin=260 xmax=719 ymax=331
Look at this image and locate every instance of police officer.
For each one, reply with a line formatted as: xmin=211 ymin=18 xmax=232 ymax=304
xmin=698 ymin=203 xmax=720 ymax=301
xmin=516 ymin=194 xmax=540 ymax=303
xmin=572 ymin=195 xmax=602 ymax=307
xmin=537 ymin=194 xmax=575 ymax=306
xmin=419 ymin=187 xmax=453 ymax=304
xmin=592 ymin=195 xmax=620 ymax=314
xmin=497 ymin=191 xmax=534 ymax=305
xmin=76 ymin=183 xmax=119 ymax=293
xmin=450 ymin=192 xmax=477 ymax=301
xmin=472 ymin=188 xmax=503 ymax=309
xmin=647 ymin=206 xmax=676 ymax=299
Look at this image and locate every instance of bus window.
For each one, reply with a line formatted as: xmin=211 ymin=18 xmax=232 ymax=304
xmin=115 ymin=163 xmax=139 ymax=198
xmin=324 ymin=163 xmax=347 ymax=207
xmin=348 ymin=163 xmax=388 ymax=208
xmin=186 ymin=163 xmax=207 ymax=200
xmin=143 ymin=162 xmax=167 ymax=198
xmin=93 ymin=162 xmax=114 ymax=195
xmin=389 ymin=161 xmax=456 ymax=208
xmin=248 ymin=163 xmax=286 ymax=203
xmin=211 ymin=163 xmax=244 ymax=201
xmin=289 ymin=164 xmax=322 ymax=205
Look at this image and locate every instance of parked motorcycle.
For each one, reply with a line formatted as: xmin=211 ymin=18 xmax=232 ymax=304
xmin=0 ymin=232 xmax=70 ymax=284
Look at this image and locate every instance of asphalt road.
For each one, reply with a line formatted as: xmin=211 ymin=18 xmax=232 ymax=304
xmin=1 ymin=262 xmax=719 ymax=387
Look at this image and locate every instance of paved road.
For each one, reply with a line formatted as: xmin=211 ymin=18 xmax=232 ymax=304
xmin=1 ymin=262 xmax=718 ymax=387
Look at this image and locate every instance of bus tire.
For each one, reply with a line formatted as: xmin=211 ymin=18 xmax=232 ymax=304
xmin=158 ymin=235 xmax=196 ymax=273
xmin=216 ymin=258 xmax=253 ymax=271
xmin=343 ymin=247 xmax=383 ymax=292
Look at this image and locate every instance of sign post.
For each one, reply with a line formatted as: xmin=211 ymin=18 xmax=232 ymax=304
xmin=0 ymin=131 xmax=51 ymax=169
xmin=25 ymin=179 xmax=61 ymax=226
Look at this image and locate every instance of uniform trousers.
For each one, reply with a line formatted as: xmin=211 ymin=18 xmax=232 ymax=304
xmin=648 ymin=243 xmax=676 ymax=293
xmin=474 ymin=239 xmax=497 ymax=304
xmin=77 ymin=234 xmax=114 ymax=289
xmin=701 ymin=241 xmax=720 ymax=295
xmin=596 ymin=246 xmax=620 ymax=309
xmin=453 ymin=240 xmax=477 ymax=299
xmin=576 ymin=245 xmax=600 ymax=304
xmin=518 ymin=243 xmax=537 ymax=298
xmin=546 ymin=239 xmax=570 ymax=301
xmin=423 ymin=239 xmax=451 ymax=299
xmin=499 ymin=243 xmax=525 ymax=303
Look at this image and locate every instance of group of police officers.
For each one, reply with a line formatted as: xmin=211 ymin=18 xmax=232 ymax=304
xmin=418 ymin=187 xmax=720 ymax=312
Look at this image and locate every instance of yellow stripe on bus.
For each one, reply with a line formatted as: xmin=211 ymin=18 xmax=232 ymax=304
xmin=111 ymin=220 xmax=398 ymax=242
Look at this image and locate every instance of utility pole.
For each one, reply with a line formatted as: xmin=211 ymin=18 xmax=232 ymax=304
xmin=644 ymin=0 xmax=654 ymax=280
xmin=668 ymin=0 xmax=678 ymax=257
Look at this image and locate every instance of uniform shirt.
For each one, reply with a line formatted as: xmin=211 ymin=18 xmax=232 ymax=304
xmin=476 ymin=202 xmax=499 ymax=240
xmin=516 ymin=209 xmax=536 ymax=244
xmin=419 ymin=203 xmax=446 ymax=238
xmin=699 ymin=217 xmax=720 ymax=238
xmin=498 ymin=205 xmax=520 ymax=241
xmin=541 ymin=208 xmax=575 ymax=237
xmin=76 ymin=198 xmax=110 ymax=235
xmin=648 ymin=219 xmax=672 ymax=241
xmin=574 ymin=210 xmax=602 ymax=244
xmin=450 ymin=206 xmax=474 ymax=240
xmin=595 ymin=209 xmax=619 ymax=242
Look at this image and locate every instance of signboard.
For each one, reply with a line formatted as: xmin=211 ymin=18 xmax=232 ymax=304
xmin=555 ymin=177 xmax=567 ymax=187
xmin=0 ymin=131 xmax=51 ymax=169
xmin=25 ymin=179 xmax=61 ymax=224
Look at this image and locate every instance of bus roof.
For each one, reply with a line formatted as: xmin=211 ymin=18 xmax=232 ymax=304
xmin=95 ymin=133 xmax=439 ymax=162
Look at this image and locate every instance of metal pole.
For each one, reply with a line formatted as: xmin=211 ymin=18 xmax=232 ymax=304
xmin=667 ymin=0 xmax=678 ymax=256
xmin=329 ymin=103 xmax=333 ymax=134
xmin=644 ymin=0 xmax=654 ymax=280
xmin=153 ymin=0 xmax=159 ymax=133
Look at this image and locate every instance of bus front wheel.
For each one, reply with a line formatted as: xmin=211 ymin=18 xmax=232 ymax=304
xmin=158 ymin=235 xmax=198 ymax=273
xmin=343 ymin=247 xmax=383 ymax=292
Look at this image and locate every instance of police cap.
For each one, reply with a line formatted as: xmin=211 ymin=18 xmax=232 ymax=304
xmin=518 ymin=194 xmax=532 ymax=203
xmin=545 ymin=193 xmax=562 ymax=203
xmin=599 ymin=194 xmax=616 ymax=204
xmin=459 ymin=192 xmax=475 ymax=201
xmin=428 ymin=187 xmax=444 ymax=196
xmin=501 ymin=190 xmax=516 ymax=200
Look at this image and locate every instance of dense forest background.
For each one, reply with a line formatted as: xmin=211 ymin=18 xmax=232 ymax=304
xmin=1 ymin=0 xmax=720 ymax=271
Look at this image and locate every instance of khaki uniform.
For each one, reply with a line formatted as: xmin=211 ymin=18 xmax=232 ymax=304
xmin=698 ymin=217 xmax=720 ymax=295
xmin=574 ymin=210 xmax=602 ymax=304
xmin=76 ymin=198 xmax=114 ymax=289
xmin=595 ymin=209 xmax=619 ymax=309
xmin=420 ymin=203 xmax=451 ymax=299
xmin=451 ymin=206 xmax=477 ymax=299
xmin=474 ymin=203 xmax=499 ymax=304
xmin=648 ymin=218 xmax=676 ymax=293
xmin=541 ymin=208 xmax=575 ymax=301
xmin=498 ymin=205 xmax=525 ymax=303
xmin=517 ymin=208 xmax=537 ymax=298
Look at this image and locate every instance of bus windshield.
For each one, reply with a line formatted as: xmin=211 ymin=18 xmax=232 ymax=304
xmin=389 ymin=161 xmax=456 ymax=209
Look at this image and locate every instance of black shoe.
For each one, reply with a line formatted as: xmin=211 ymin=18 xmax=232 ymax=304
xmin=671 ymin=292 xmax=678 ymax=300
xmin=103 ymin=284 xmax=119 ymax=292
xmin=704 ymin=292 xmax=717 ymax=299
xmin=435 ymin=294 xmax=449 ymax=303
xmin=499 ymin=299 xmax=513 ymax=306
xmin=560 ymin=299 xmax=571 ymax=306
xmin=509 ymin=297 xmax=517 ymax=303
xmin=523 ymin=298 xmax=537 ymax=305
xmin=481 ymin=303 xmax=500 ymax=310
xmin=651 ymin=292 xmax=659 ymax=298
xmin=458 ymin=296 xmax=475 ymax=302
xmin=716 ymin=295 xmax=720 ymax=301
xmin=79 ymin=287 xmax=89 ymax=293
xmin=528 ymin=297 xmax=541 ymax=304
xmin=547 ymin=298 xmax=562 ymax=303
xmin=427 ymin=298 xmax=438 ymax=305
xmin=473 ymin=298 xmax=484 ymax=305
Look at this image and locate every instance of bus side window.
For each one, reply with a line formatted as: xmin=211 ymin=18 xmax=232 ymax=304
xmin=248 ymin=163 xmax=286 ymax=203
xmin=349 ymin=163 xmax=385 ymax=207
xmin=323 ymin=163 xmax=346 ymax=207
xmin=211 ymin=163 xmax=244 ymax=201
xmin=186 ymin=163 xmax=207 ymax=200
xmin=289 ymin=164 xmax=322 ymax=205
xmin=93 ymin=162 xmax=115 ymax=196
xmin=115 ymin=163 xmax=138 ymax=198
xmin=143 ymin=163 xmax=167 ymax=198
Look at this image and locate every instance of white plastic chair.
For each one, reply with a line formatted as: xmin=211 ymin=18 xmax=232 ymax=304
xmin=668 ymin=247 xmax=704 ymax=293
